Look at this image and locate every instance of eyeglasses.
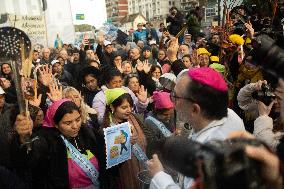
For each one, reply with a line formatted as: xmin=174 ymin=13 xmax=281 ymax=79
xmin=170 ymin=92 xmax=195 ymax=103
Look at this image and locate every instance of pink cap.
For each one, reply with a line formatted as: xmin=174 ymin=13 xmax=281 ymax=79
xmin=153 ymin=91 xmax=174 ymax=109
xmin=188 ymin=67 xmax=228 ymax=92
xmin=43 ymin=99 xmax=71 ymax=128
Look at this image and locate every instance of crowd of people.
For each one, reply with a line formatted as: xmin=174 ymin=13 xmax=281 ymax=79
xmin=1 ymin=4 xmax=284 ymax=189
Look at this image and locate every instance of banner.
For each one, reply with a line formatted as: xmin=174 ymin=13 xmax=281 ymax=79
xmin=2 ymin=14 xmax=47 ymax=46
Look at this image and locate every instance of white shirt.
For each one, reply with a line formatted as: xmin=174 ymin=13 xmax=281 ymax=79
xmin=150 ymin=108 xmax=245 ymax=189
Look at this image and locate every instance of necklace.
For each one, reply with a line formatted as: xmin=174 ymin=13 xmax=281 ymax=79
xmin=73 ymin=137 xmax=81 ymax=152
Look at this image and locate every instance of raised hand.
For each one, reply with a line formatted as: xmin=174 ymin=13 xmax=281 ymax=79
xmin=253 ymin=80 xmax=267 ymax=91
xmin=136 ymin=85 xmax=148 ymax=103
xmin=39 ymin=65 xmax=53 ymax=86
xmin=136 ymin=59 xmax=144 ymax=72
xmin=143 ymin=60 xmax=152 ymax=74
xmin=168 ymin=37 xmax=179 ymax=53
xmin=245 ymin=21 xmax=254 ymax=39
xmin=69 ymin=55 xmax=74 ymax=63
xmin=147 ymin=154 xmax=164 ymax=177
xmin=47 ymin=82 xmax=62 ymax=102
xmin=191 ymin=49 xmax=199 ymax=67
xmin=97 ymin=35 xmax=105 ymax=45
xmin=116 ymin=62 xmax=123 ymax=73
xmin=29 ymin=94 xmax=42 ymax=107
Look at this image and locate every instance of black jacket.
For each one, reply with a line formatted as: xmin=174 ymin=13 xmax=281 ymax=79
xmin=166 ymin=13 xmax=184 ymax=36
xmin=55 ymin=70 xmax=74 ymax=87
xmin=64 ymin=61 xmax=85 ymax=89
xmin=0 ymin=103 xmax=17 ymax=167
xmin=96 ymin=44 xmax=114 ymax=66
xmin=11 ymin=126 xmax=107 ymax=189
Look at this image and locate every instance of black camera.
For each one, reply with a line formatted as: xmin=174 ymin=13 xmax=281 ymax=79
xmin=160 ymin=137 xmax=267 ymax=189
xmin=252 ymin=84 xmax=276 ymax=106
xmin=251 ymin=34 xmax=284 ymax=79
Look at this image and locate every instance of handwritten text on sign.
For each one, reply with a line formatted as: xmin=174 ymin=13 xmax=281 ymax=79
xmin=7 ymin=14 xmax=47 ymax=46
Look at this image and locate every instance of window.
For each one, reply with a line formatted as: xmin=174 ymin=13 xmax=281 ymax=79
xmin=205 ymin=7 xmax=216 ymax=17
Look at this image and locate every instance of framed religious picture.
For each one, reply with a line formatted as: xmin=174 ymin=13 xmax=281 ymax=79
xmin=21 ymin=77 xmax=37 ymax=100
xmin=103 ymin=122 xmax=131 ymax=169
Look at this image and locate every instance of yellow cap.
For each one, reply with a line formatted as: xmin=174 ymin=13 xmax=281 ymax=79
xmin=229 ymin=34 xmax=245 ymax=46
xmin=245 ymin=37 xmax=251 ymax=44
xmin=197 ymin=48 xmax=211 ymax=56
xmin=210 ymin=56 xmax=219 ymax=62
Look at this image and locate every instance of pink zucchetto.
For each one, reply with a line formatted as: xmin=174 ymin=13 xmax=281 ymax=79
xmin=153 ymin=91 xmax=174 ymax=110
xmin=188 ymin=67 xmax=228 ymax=92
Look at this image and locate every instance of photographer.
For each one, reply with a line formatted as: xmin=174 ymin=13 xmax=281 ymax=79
xmin=237 ymin=80 xmax=284 ymax=150
xmin=166 ymin=7 xmax=184 ymax=39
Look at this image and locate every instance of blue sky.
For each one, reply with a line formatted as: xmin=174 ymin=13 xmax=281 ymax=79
xmin=70 ymin=0 xmax=107 ymax=28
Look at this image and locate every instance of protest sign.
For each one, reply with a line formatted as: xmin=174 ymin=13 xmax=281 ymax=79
xmin=103 ymin=122 xmax=131 ymax=169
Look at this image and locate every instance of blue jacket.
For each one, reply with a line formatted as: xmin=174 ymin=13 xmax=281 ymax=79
xmin=133 ymin=29 xmax=148 ymax=43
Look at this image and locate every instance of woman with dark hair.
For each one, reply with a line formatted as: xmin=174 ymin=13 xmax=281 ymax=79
xmin=157 ymin=49 xmax=171 ymax=67
xmin=150 ymin=65 xmax=162 ymax=80
xmin=111 ymin=54 xmax=123 ymax=71
xmin=92 ymin=68 xmax=148 ymax=124
xmin=79 ymin=66 xmax=101 ymax=107
xmin=102 ymin=88 xmax=148 ymax=189
xmin=13 ymin=99 xmax=106 ymax=189
xmin=150 ymin=65 xmax=163 ymax=89
xmin=0 ymin=63 xmax=13 ymax=81
xmin=182 ymin=54 xmax=192 ymax=68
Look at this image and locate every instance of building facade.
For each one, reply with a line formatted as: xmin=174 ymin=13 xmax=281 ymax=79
xmin=127 ymin=0 xmax=181 ymax=25
xmin=105 ymin=0 xmax=128 ymax=25
xmin=180 ymin=0 xmax=199 ymax=14
xmin=120 ymin=13 xmax=147 ymax=32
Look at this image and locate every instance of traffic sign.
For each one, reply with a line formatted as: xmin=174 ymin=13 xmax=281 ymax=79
xmin=76 ymin=14 xmax=85 ymax=20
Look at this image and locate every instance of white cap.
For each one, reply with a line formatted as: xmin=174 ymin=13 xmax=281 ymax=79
xmin=0 ymin=87 xmax=5 ymax=95
xmin=149 ymin=40 xmax=157 ymax=45
xmin=51 ymin=59 xmax=60 ymax=66
xmin=104 ymin=40 xmax=112 ymax=46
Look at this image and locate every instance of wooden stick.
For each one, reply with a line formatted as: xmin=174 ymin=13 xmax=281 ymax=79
xmin=175 ymin=24 xmax=188 ymax=39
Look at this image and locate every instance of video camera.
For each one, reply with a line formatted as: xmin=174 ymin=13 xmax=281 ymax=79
xmin=251 ymin=34 xmax=284 ymax=79
xmin=160 ymin=137 xmax=268 ymax=189
xmin=252 ymin=83 xmax=276 ymax=106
